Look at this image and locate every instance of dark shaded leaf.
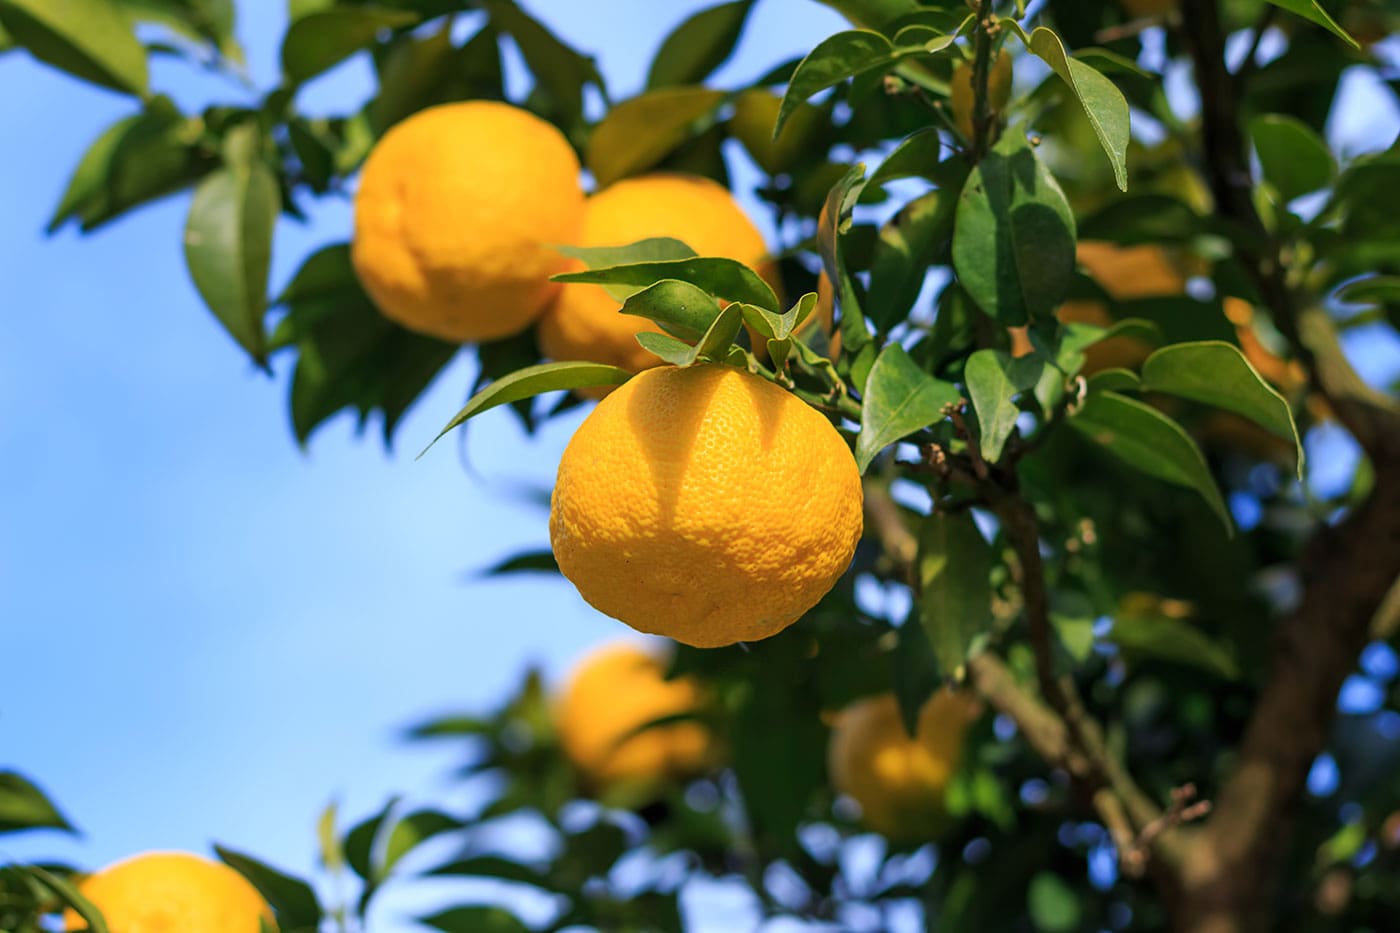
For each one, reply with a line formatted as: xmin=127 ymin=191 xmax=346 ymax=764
xmin=646 ymin=0 xmax=754 ymax=89
xmin=918 ymin=511 xmax=994 ymax=678
xmin=419 ymin=906 xmax=530 ymax=933
xmin=281 ymin=7 xmax=418 ymax=84
xmin=0 ymin=772 xmax=74 ymax=835
xmin=1250 ymin=113 xmax=1336 ymax=202
xmin=215 ymin=845 xmax=322 ymax=929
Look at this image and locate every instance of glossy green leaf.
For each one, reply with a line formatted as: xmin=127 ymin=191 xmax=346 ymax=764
xmin=1028 ymin=872 xmax=1082 ymax=933
xmin=422 ymin=362 xmax=633 ymax=455
xmin=1250 ymin=114 xmax=1336 ymax=202
xmin=419 ymin=906 xmax=531 ymax=933
xmin=953 ymin=129 xmax=1077 ymax=326
xmin=620 ymin=279 xmax=720 ymax=339
xmin=585 ymin=87 xmax=726 ymax=187
xmin=636 ymin=331 xmax=699 ymax=366
xmin=1013 ymin=24 xmax=1129 ymax=191
xmin=1141 ymin=340 xmax=1302 ymax=474
xmin=1085 ymin=367 xmax=1140 ymax=393
xmin=778 ymin=30 xmax=897 ymax=136
xmin=1069 ymin=390 xmax=1232 ymax=533
xmin=918 ymin=511 xmax=995 ymax=679
xmin=693 ymin=300 xmax=744 ymax=360
xmin=183 ymin=128 xmax=279 ymax=365
xmin=1261 ymin=0 xmax=1359 ymax=48
xmin=281 ymin=7 xmax=417 ymax=83
xmin=0 ymin=771 xmax=74 ymax=835
xmin=0 ymin=0 xmax=147 ymax=95
xmin=964 ymin=349 xmax=1026 ymax=462
xmin=215 ymin=845 xmax=323 ymax=929
xmin=555 ymin=256 xmax=779 ymax=311
xmin=855 ymin=343 xmax=960 ymax=471
xmin=646 ymin=0 xmax=753 ymax=89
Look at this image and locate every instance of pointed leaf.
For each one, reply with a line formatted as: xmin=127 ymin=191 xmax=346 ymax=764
xmin=1261 ymin=0 xmax=1358 ymax=48
xmin=215 ymin=845 xmax=323 ymax=929
xmin=585 ymin=87 xmax=726 ymax=187
xmin=1015 ymin=25 xmax=1129 ymax=191
xmin=953 ymin=129 xmax=1077 ymax=325
xmin=635 ymin=330 xmax=698 ymax=365
xmin=480 ymin=550 xmax=559 ymax=576
xmin=555 ymin=256 xmax=778 ymax=311
xmin=556 ymin=237 xmax=697 ymax=269
xmin=420 ymin=906 xmax=530 ymax=933
xmin=484 ymin=0 xmax=601 ymax=130
xmin=818 ymin=162 xmax=874 ymax=359
xmin=1110 ymin=613 xmax=1240 ymax=679
xmin=27 ymin=866 xmax=109 ymax=933
xmin=1069 ymin=390 xmax=1232 ymax=533
xmin=964 ymin=349 xmax=1022 ymax=463
xmin=421 ymin=362 xmax=632 ymax=455
xmin=382 ymin=810 xmax=465 ymax=875
xmin=620 ymin=278 xmax=721 ymax=339
xmin=693 ymin=300 xmax=744 ymax=360
xmin=918 ymin=511 xmax=994 ymax=678
xmin=778 ymin=30 xmax=897 ymax=136
xmin=0 ymin=0 xmax=147 ymax=95
xmin=281 ymin=7 xmax=418 ymax=83
xmin=0 ymin=771 xmax=74 ymax=835
xmin=1140 ymin=340 xmax=1302 ymax=475
xmin=646 ymin=0 xmax=754 ymax=89
xmin=182 ymin=127 xmax=279 ymax=365
xmin=855 ymin=343 xmax=960 ymax=471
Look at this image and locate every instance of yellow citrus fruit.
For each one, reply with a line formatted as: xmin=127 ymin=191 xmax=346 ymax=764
xmin=550 ymin=364 xmax=863 ymax=648
xmin=537 ymin=173 xmax=773 ymax=377
xmin=827 ymin=690 xmax=979 ymax=840
xmin=64 ymin=851 xmax=273 ymax=933
xmin=554 ymin=641 xmax=715 ymax=788
xmin=352 ymin=101 xmax=584 ymax=342
xmin=950 ymin=52 xmax=1013 ymax=142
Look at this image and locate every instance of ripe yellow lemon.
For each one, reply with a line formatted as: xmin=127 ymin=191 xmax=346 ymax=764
xmin=950 ymin=52 xmax=1013 ymax=142
xmin=352 ymin=101 xmax=584 ymax=342
xmin=64 ymin=851 xmax=273 ymax=933
xmin=828 ymin=690 xmax=979 ymax=840
xmin=537 ymin=173 xmax=773 ymax=376
xmin=550 ymin=364 xmax=863 ymax=648
xmin=554 ymin=641 xmax=715 ymax=788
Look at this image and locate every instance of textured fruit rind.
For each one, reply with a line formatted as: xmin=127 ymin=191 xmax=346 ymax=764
xmin=537 ymin=173 xmax=773 ymax=378
xmin=550 ymin=364 xmax=863 ymax=648
xmin=64 ymin=851 xmax=273 ymax=933
xmin=352 ymin=101 xmax=584 ymax=342
xmin=554 ymin=642 xmax=714 ymax=787
xmin=827 ymin=691 xmax=979 ymax=839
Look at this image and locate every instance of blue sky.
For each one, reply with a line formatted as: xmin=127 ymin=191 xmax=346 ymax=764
xmin=2 ymin=2 xmax=1398 ymax=930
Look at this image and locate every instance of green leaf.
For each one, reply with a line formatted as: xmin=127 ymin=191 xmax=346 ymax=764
xmin=556 ymin=237 xmax=698 ymax=270
xmin=964 ymin=349 xmax=1025 ymax=463
xmin=481 ymin=550 xmax=559 ymax=576
xmin=182 ymin=126 xmax=278 ymax=365
xmin=316 ymin=800 xmax=342 ymax=873
xmin=636 ymin=331 xmax=699 ymax=365
xmin=1336 ymin=275 xmax=1400 ymax=305
xmin=693 ymin=300 xmax=744 ymax=360
xmin=426 ymin=855 xmax=549 ymax=887
xmin=1028 ymin=872 xmax=1082 ymax=933
xmin=483 ymin=0 xmax=601 ymax=131
xmin=620 ymin=278 xmax=721 ymax=339
xmin=894 ymin=613 xmax=942 ymax=736
xmin=1013 ymin=24 xmax=1129 ymax=191
xmin=855 ymin=343 xmax=960 ymax=472
xmin=282 ymin=7 xmax=418 ymax=83
xmin=215 ymin=845 xmax=323 ymax=929
xmin=1260 ymin=0 xmax=1359 ymax=48
xmin=1085 ymin=367 xmax=1140 ymax=393
xmin=953 ymin=129 xmax=1077 ymax=326
xmin=918 ymin=511 xmax=995 ymax=679
xmin=382 ymin=810 xmax=464 ymax=875
xmin=27 ymin=866 xmax=109 ymax=933
xmin=51 ymin=98 xmax=214 ymax=234
xmin=343 ymin=799 xmax=396 ymax=882
xmin=1110 ymin=611 xmax=1240 ymax=679
xmin=1140 ymin=340 xmax=1303 ymax=475
xmin=0 ymin=771 xmax=74 ymax=835
xmin=646 ymin=0 xmax=754 ymax=89
xmin=777 ymin=27 xmax=951 ymax=136
xmin=867 ymin=190 xmax=952 ymax=332
xmin=1050 ymin=592 xmax=1097 ymax=663
xmin=1069 ymin=390 xmax=1232 ymax=533
xmin=741 ymin=292 xmax=817 ymax=341
xmin=421 ymin=362 xmax=632 ymax=455
xmin=1250 ymin=114 xmax=1336 ymax=202
xmin=419 ymin=906 xmax=530 ymax=933
xmin=0 ymin=0 xmax=147 ymax=95
xmin=585 ymin=87 xmax=726 ymax=187
xmin=868 ymin=127 xmax=944 ymax=188
xmin=555 ymin=256 xmax=778 ymax=311
xmin=817 ymin=163 xmax=874 ymax=361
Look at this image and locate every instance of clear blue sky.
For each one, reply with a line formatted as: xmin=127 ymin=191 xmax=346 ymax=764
xmin=1 ymin=2 xmax=1397 ymax=931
